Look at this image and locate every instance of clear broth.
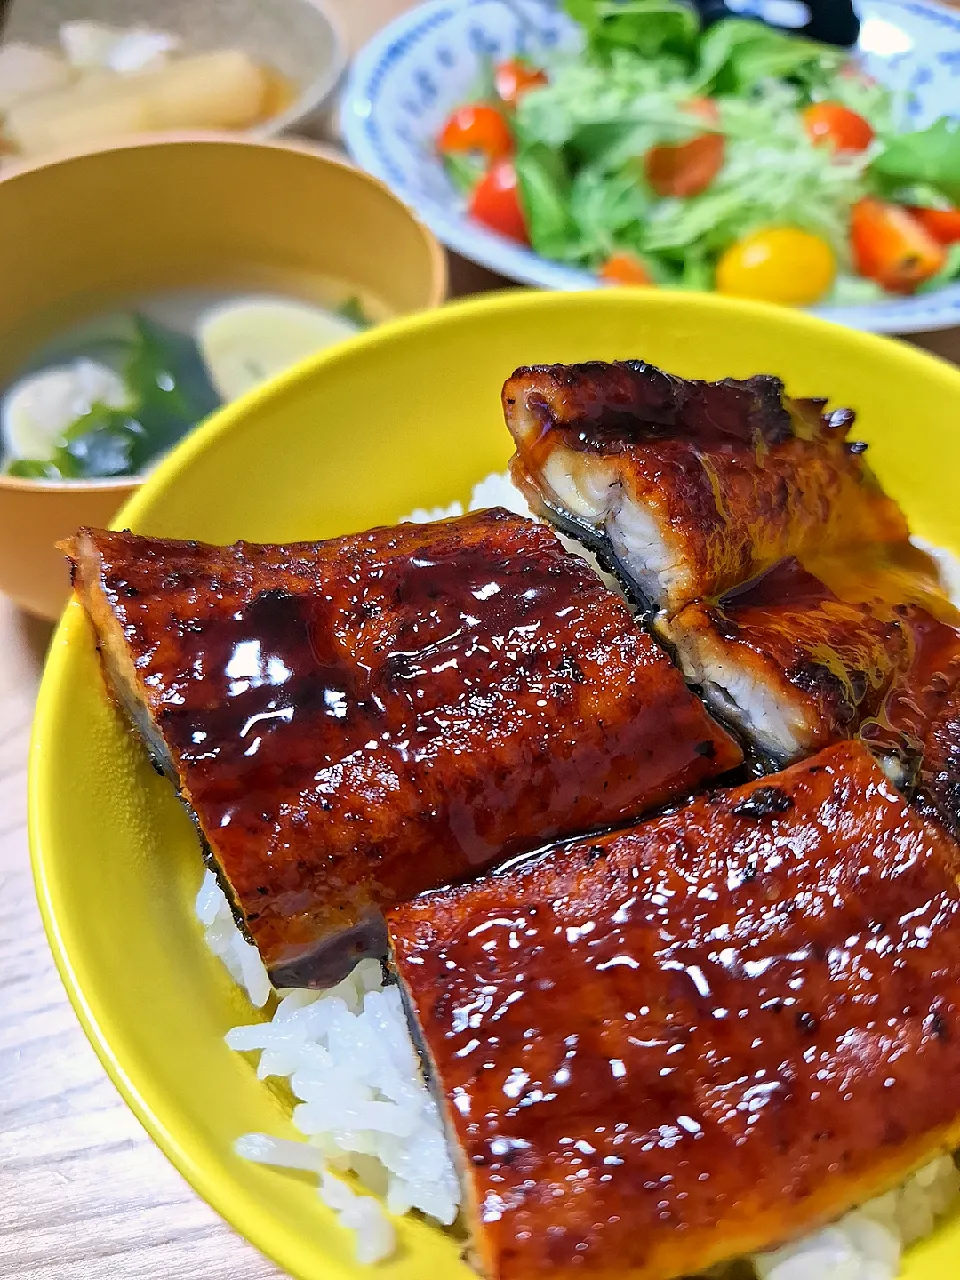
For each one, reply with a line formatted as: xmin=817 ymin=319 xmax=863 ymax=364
xmin=2 ymin=278 xmax=390 ymax=481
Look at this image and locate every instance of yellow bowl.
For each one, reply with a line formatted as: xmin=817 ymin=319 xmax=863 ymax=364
xmin=0 ymin=134 xmax=446 ymax=619
xmin=30 ymin=291 xmax=960 ymax=1280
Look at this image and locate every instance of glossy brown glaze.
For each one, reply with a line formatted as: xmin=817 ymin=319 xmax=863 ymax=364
xmin=65 ymin=510 xmax=740 ymax=984
xmin=666 ymin=553 xmax=957 ymax=762
xmin=918 ymin=682 xmax=960 ymax=840
xmin=391 ymin=741 xmax=960 ymax=1280
xmin=805 ymin=539 xmax=958 ymax=622
xmin=502 ymin=362 xmax=908 ymax=615
xmin=859 ymin=607 xmax=960 ymax=835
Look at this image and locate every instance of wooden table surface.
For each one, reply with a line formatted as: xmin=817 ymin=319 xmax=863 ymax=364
xmin=3 ymin=3 xmax=960 ymax=1277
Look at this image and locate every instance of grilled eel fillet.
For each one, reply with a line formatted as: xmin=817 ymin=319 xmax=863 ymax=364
xmin=502 ymin=361 xmax=907 ymax=617
xmin=390 ymin=741 xmax=960 ymax=1280
xmin=860 ymin=607 xmax=960 ymax=838
xmin=665 ymin=547 xmax=960 ymax=764
xmin=64 ymin=509 xmax=741 ymax=987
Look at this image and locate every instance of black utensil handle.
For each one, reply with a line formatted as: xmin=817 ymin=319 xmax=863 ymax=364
xmin=693 ymin=0 xmax=860 ymax=48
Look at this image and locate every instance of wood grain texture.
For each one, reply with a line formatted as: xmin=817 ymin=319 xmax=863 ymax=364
xmin=0 ymin=600 xmax=279 ymax=1279
xmin=1 ymin=0 xmax=959 ymax=1269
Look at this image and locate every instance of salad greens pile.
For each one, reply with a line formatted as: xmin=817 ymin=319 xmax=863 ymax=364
xmin=446 ymin=0 xmax=960 ymax=302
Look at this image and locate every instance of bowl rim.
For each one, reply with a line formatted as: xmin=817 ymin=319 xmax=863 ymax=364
xmin=0 ymin=131 xmax=448 ymax=496
xmin=248 ymin=0 xmax=349 ymax=139
xmin=30 ymin=288 xmax=960 ymax=1278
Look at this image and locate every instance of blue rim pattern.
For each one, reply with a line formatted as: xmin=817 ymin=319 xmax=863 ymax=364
xmin=342 ymin=0 xmax=960 ymax=333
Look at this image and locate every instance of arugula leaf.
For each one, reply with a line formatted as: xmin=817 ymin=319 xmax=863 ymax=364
xmin=568 ymin=164 xmax=652 ymax=261
xmin=918 ymin=242 xmax=960 ymax=294
xmin=515 ymin=143 xmax=579 ymax=260
xmin=876 ymin=182 xmax=952 ymax=211
xmin=443 ymin=151 xmax=487 ymax=196
xmin=870 ymin=119 xmax=960 ymax=206
xmin=678 ymin=247 xmax=713 ymax=290
xmin=827 ymin=275 xmax=889 ymax=306
xmin=696 ymin=19 xmax=845 ymax=97
xmin=564 ymin=0 xmax=698 ymax=64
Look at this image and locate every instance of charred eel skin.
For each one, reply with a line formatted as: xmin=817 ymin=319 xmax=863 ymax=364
xmin=502 ymin=360 xmax=907 ymax=616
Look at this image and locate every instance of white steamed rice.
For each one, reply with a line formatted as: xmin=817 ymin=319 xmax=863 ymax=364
xmin=195 ymin=471 xmax=960 ymax=1274
xmin=197 ymin=868 xmax=459 ymax=1265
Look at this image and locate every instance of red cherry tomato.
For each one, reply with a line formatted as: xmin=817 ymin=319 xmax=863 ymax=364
xmin=802 ymin=102 xmax=875 ymax=154
xmin=645 ymin=133 xmax=724 ymax=198
xmin=851 ymin=198 xmax=946 ymax=293
xmin=437 ymin=103 xmax=513 ymax=161
xmin=909 ymin=205 xmax=960 ymax=246
xmin=493 ymin=58 xmax=548 ymax=108
xmin=469 ymin=160 xmax=529 ymax=243
xmin=599 ymin=252 xmax=654 ymax=287
xmin=644 ymin=100 xmax=723 ymax=198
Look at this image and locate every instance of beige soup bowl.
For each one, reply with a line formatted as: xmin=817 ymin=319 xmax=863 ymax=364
xmin=0 ymin=134 xmax=446 ymax=618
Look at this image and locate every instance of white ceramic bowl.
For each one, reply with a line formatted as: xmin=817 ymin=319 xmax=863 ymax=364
xmin=342 ymin=0 xmax=960 ymax=334
xmin=4 ymin=0 xmax=347 ymax=141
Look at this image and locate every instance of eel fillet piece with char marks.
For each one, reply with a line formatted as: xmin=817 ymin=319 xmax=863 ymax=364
xmin=860 ymin=607 xmax=960 ymax=838
xmin=502 ymin=361 xmax=908 ymax=617
xmin=63 ymin=509 xmax=740 ymax=986
xmin=917 ymin=681 xmax=960 ymax=840
xmin=390 ymin=741 xmax=960 ymax=1280
xmin=665 ymin=546 xmax=960 ymax=764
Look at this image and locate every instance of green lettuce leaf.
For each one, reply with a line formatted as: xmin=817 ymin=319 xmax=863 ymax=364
xmin=918 ymin=242 xmax=960 ymax=294
xmin=515 ymin=142 xmax=579 ymax=260
xmin=870 ymin=119 xmax=960 ymax=205
xmin=567 ymin=164 xmax=653 ymax=262
xmin=696 ymin=18 xmax=845 ymax=97
xmin=5 ymin=457 xmax=63 ymax=479
xmin=563 ymin=0 xmax=698 ymax=64
xmin=443 ymin=151 xmax=486 ymax=196
xmin=826 ymin=275 xmax=889 ymax=306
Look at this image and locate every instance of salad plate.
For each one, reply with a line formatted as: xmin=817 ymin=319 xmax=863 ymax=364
xmin=341 ymin=0 xmax=960 ymax=333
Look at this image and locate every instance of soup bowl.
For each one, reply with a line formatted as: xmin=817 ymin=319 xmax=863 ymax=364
xmin=0 ymin=134 xmax=445 ymax=619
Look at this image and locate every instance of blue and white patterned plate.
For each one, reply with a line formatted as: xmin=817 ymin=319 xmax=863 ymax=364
xmin=342 ymin=0 xmax=960 ymax=334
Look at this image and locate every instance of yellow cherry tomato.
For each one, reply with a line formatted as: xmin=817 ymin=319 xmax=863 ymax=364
xmin=715 ymin=227 xmax=837 ymax=306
